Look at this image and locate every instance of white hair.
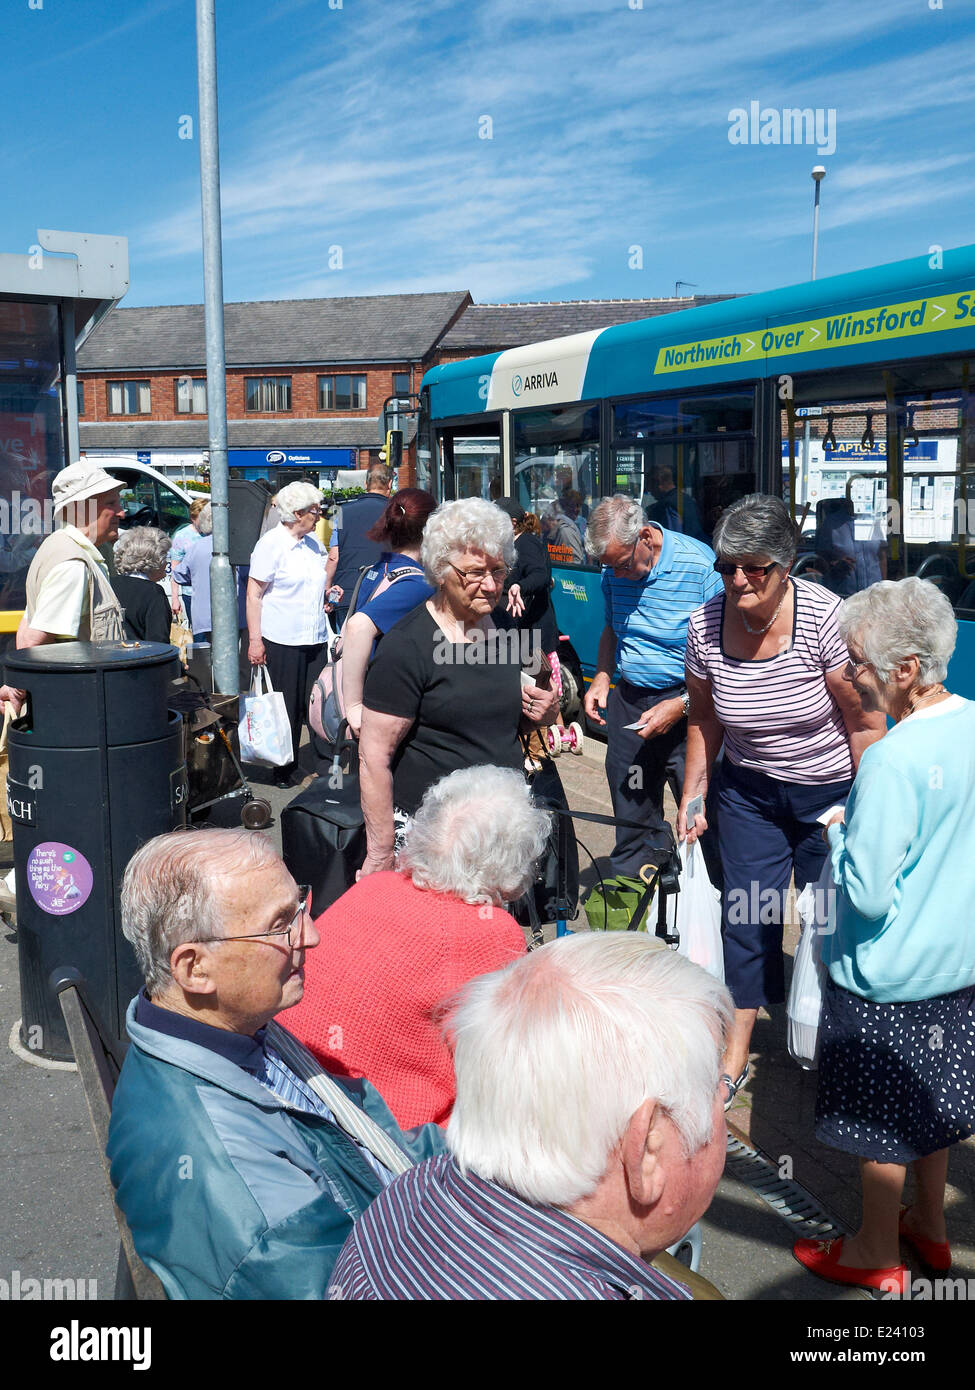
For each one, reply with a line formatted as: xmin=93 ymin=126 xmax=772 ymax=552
xmin=584 ymin=494 xmax=644 ymax=561
xmin=114 ymin=525 xmax=171 ymax=576
xmin=399 ymin=765 xmax=550 ymax=905
xmin=838 ymin=576 xmax=957 ymax=685
xmin=420 ymin=499 xmax=515 ymax=586
xmin=275 ymin=481 xmax=323 ymax=524
xmin=121 ymin=829 xmax=282 ymax=995
xmin=446 ymin=932 xmax=732 ymax=1207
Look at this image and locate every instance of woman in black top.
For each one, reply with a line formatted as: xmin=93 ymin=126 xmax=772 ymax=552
xmin=496 ymin=497 xmax=559 ymax=656
xmin=358 ymin=498 xmax=560 ymax=876
xmin=111 ymin=526 xmax=173 ymax=644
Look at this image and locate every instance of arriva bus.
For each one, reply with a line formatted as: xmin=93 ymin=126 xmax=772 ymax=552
xmin=418 ymin=244 xmax=975 ymax=719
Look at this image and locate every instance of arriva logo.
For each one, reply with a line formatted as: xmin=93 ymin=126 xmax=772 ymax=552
xmin=511 ymin=374 xmax=523 ymax=396
xmin=266 ymin=450 xmax=287 ymax=465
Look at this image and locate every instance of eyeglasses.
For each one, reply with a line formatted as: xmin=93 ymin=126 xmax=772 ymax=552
xmin=844 ymin=657 xmax=872 ymax=681
xmin=614 ymin=536 xmax=648 ymax=576
xmin=713 ymin=560 xmax=778 ymax=579
xmin=446 ymin=561 xmax=508 ymax=588
xmin=194 ymin=887 xmax=312 ymax=949
xmin=296 ymin=506 xmax=322 ymax=518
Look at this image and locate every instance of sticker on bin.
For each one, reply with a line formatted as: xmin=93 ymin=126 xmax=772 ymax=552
xmin=26 ymin=842 xmax=93 ymax=916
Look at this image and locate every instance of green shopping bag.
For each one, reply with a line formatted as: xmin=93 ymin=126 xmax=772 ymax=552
xmin=583 ymin=875 xmax=654 ymax=932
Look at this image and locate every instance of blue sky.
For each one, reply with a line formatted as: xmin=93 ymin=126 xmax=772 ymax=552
xmin=3 ymin=0 xmax=974 ymax=308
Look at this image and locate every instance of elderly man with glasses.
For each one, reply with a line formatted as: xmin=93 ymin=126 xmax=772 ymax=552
xmin=582 ymin=494 xmax=723 ymax=884
xmin=106 ymin=828 xmax=443 ymax=1300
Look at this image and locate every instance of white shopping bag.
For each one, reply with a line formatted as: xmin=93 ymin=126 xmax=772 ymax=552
xmin=787 ymin=853 xmax=836 ymax=1070
xmin=238 ymin=665 xmax=294 ymax=768
xmin=674 ymin=840 xmax=725 ymax=982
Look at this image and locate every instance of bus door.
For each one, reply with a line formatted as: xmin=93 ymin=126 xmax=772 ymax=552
xmin=610 ymin=388 xmax=757 ymax=545
xmin=436 ymin=421 xmax=503 ymax=503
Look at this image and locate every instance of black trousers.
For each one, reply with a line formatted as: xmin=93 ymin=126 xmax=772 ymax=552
xmin=262 ymin=638 xmax=325 ymax=775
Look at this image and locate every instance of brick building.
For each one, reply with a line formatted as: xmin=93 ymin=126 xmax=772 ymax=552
xmin=77 ymin=290 xmax=733 ymax=488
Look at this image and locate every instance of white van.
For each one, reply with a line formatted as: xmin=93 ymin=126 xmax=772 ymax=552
xmin=101 ymin=458 xmax=206 ymax=539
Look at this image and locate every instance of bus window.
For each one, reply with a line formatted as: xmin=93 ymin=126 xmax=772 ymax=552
xmin=612 ymin=389 xmax=756 ymax=544
xmin=437 ymin=432 xmax=502 ymax=502
xmin=782 ymin=365 xmax=975 ymax=609
xmin=512 ymin=404 xmax=598 ymax=567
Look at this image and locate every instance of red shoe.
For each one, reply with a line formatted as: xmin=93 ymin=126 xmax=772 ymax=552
xmin=899 ymin=1207 xmax=951 ymax=1272
xmin=793 ymin=1236 xmax=908 ymax=1295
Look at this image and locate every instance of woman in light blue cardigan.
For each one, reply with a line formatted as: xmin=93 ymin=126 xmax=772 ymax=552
xmin=794 ymin=578 xmax=975 ymax=1295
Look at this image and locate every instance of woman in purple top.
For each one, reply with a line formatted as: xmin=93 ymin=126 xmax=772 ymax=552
xmin=677 ymin=495 xmax=885 ymax=1107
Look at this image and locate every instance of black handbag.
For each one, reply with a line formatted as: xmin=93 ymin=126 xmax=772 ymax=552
xmin=510 ymin=752 xmax=580 ymax=932
xmin=280 ymin=730 xmax=366 ymax=915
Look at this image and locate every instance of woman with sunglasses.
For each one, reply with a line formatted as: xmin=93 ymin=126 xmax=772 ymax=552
xmin=792 ymin=578 xmax=975 ymax=1294
xmin=246 ymin=481 xmax=330 ymax=788
xmin=677 ymin=494 xmax=885 ymax=1108
xmin=357 ymin=498 xmax=559 ymax=877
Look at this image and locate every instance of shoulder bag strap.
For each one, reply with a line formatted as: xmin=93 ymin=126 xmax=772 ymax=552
xmin=264 ymin=1022 xmax=413 ymax=1176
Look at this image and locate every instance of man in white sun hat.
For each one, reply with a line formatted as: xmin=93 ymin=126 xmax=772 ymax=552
xmin=17 ymin=460 xmax=127 ymax=649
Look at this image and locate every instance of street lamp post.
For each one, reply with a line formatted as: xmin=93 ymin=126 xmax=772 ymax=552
xmin=811 ymin=165 xmax=826 ymax=281
xmin=803 ymin=166 xmax=827 ymax=512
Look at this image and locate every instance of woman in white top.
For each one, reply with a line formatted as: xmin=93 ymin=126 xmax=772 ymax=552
xmin=246 ymin=481 xmax=329 ymax=788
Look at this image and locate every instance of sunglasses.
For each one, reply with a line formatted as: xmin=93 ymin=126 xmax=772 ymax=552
xmin=713 ymin=560 xmax=778 ymax=579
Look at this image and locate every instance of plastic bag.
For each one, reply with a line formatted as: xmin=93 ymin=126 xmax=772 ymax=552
xmin=674 ymin=841 xmax=724 ymax=982
xmin=787 ymin=854 xmax=836 ymax=1070
xmin=238 ymin=665 xmax=293 ymax=767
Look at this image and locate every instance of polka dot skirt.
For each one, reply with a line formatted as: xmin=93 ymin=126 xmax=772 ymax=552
xmin=815 ymin=975 xmax=975 ymax=1163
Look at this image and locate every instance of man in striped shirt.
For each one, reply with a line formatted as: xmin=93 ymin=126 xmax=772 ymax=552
xmin=582 ymin=495 xmax=723 ymax=878
xmin=329 ymin=933 xmax=731 ymax=1300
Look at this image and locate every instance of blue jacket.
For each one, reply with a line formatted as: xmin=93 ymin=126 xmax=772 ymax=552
xmin=824 ymin=697 xmax=975 ymax=1002
xmin=107 ymin=999 xmax=444 ymax=1299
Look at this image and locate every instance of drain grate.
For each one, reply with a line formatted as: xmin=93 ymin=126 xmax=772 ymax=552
xmin=724 ymin=1129 xmax=845 ymax=1238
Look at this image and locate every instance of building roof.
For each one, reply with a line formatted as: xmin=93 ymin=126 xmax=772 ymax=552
xmin=77 ymin=292 xmax=472 ymax=370
xmin=79 ymin=418 xmax=396 ymax=450
xmin=438 ymin=296 xmax=738 ymax=351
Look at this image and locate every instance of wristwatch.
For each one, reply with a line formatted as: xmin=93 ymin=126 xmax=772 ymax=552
xmin=680 ymin=689 xmax=690 ymax=716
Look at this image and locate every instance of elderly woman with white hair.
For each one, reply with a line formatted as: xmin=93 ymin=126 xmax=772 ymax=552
xmin=284 ymin=765 xmax=549 ymax=1129
xmin=246 ymin=481 xmax=328 ymax=787
xmin=357 ymin=498 xmax=559 ymax=874
xmin=794 ymin=578 xmax=975 ymax=1296
xmin=111 ymin=526 xmax=173 ymax=643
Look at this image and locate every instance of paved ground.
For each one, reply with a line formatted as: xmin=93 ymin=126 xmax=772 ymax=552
xmin=2 ymin=726 xmax=973 ymax=1304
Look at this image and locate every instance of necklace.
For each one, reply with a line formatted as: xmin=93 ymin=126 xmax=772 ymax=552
xmin=739 ymin=583 xmax=790 ymax=636
xmin=903 ymin=683 xmax=949 ymax=719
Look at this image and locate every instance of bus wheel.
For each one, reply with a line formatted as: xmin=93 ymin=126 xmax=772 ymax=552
xmin=559 ymin=663 xmax=582 ymax=720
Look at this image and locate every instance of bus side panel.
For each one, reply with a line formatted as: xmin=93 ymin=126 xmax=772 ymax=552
xmin=550 ymin=566 xmax=608 ymax=683
xmin=948 ymin=618 xmax=975 ymax=697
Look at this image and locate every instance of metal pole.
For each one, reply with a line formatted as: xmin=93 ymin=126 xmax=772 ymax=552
xmin=62 ymin=302 xmax=79 ymax=465
xmin=810 ymin=166 xmax=825 ymax=282
xmin=195 ymin=0 xmax=239 ymax=695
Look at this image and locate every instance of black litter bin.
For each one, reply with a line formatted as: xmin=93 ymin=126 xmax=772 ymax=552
xmin=4 ymin=640 xmax=187 ymax=1061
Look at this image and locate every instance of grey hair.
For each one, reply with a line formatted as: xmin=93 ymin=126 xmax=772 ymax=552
xmin=113 ymin=526 xmax=171 ymax=576
xmin=446 ymin=933 xmax=732 ymax=1207
xmin=837 ymin=576 xmax=957 ymax=685
xmin=399 ymin=765 xmax=550 ymax=906
xmin=275 ymin=481 xmax=323 ymax=524
xmin=712 ymin=493 xmax=799 ymax=568
xmin=197 ymin=503 xmax=213 ymax=536
xmin=584 ymin=495 xmax=644 ymax=561
xmin=120 ymin=829 xmax=282 ymax=995
xmin=420 ymin=499 xmax=516 ymax=586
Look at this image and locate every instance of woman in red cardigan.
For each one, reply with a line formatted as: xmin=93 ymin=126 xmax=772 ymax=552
xmin=283 ymin=764 xmax=550 ymax=1128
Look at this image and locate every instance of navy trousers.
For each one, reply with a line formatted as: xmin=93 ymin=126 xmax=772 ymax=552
xmin=718 ymin=759 xmax=852 ymax=1009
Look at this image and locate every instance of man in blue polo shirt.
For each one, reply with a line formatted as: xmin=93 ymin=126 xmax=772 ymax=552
xmin=583 ymin=494 xmax=722 ymax=878
xmin=324 ymin=464 xmax=392 ymax=630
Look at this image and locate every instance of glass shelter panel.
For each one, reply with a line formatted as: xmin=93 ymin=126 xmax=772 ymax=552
xmin=0 ymin=300 xmax=64 ymax=614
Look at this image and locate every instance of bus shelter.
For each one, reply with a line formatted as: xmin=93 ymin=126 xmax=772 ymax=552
xmin=0 ymin=229 xmax=128 ymax=643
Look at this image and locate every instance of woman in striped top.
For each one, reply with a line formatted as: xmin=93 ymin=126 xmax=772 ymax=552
xmin=677 ymin=495 xmax=885 ymax=1107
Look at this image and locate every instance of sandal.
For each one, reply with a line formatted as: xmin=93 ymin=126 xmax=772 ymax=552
xmin=721 ymin=1063 xmax=750 ymax=1111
